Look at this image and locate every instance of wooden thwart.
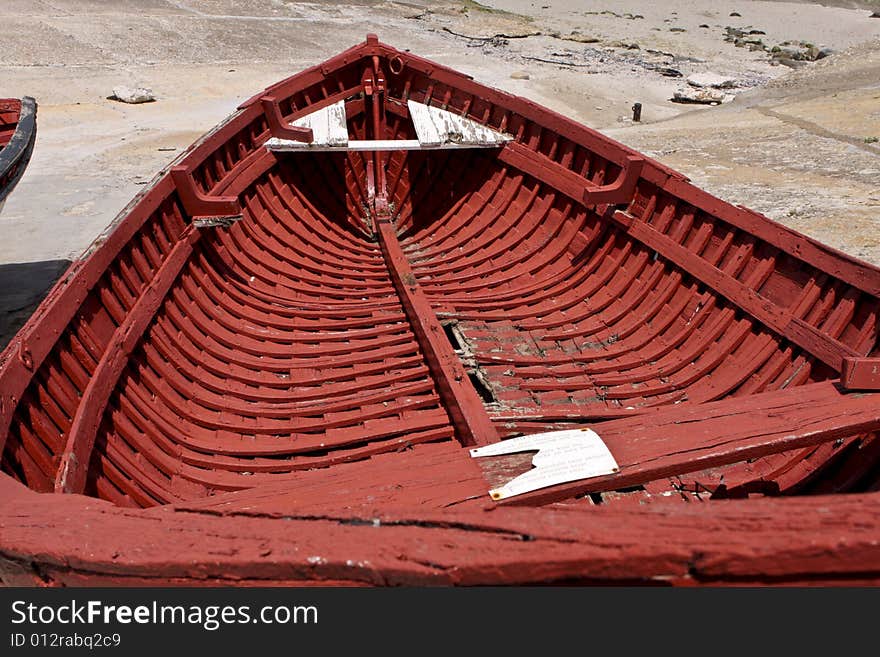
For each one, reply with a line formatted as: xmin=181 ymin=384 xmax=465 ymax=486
xmin=266 ymin=99 xmax=512 ymax=152
xmin=406 ymin=100 xmax=512 ymax=147
xmin=477 ymin=381 xmax=880 ymax=504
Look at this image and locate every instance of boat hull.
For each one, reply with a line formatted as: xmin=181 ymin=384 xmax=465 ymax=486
xmin=1 ymin=38 xmax=878 ymax=585
xmin=0 ymin=97 xmax=37 ymax=211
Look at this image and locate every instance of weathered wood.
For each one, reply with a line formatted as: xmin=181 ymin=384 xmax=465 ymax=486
xmin=841 ymin=357 xmax=880 ymax=390
xmin=375 ymin=214 xmax=498 ymax=447
xmin=0 ymin=96 xmax=36 ymax=207
xmin=407 ymin=100 xmax=512 ymax=147
xmin=1 ymin=476 xmax=878 ymax=586
xmin=178 ymin=441 xmax=487 ymax=516
xmin=266 ymin=98 xmax=347 ymax=147
xmin=1 ymin=35 xmax=880 ymax=586
xmin=267 ymin=138 xmax=508 ymax=152
xmin=267 ymin=99 xmax=510 ymax=152
xmin=471 ymin=428 xmax=619 ymax=500
xmin=54 ymin=228 xmax=201 ymax=494
xmin=609 ymin=209 xmax=861 ymax=370
xmin=477 ymin=381 xmax=880 ymax=505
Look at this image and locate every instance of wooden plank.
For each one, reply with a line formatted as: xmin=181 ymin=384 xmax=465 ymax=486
xmin=266 ymin=138 xmax=507 ymax=152
xmin=375 ymin=215 xmax=498 ymax=447
xmin=609 ymin=209 xmax=860 ymax=370
xmin=407 ymin=100 xmax=442 ymax=146
xmin=407 ymin=100 xmax=512 ymax=147
xmin=54 ymin=228 xmax=201 ymax=494
xmin=178 ymin=441 xmax=487 ymax=516
xmin=284 ymin=99 xmax=348 ymax=146
xmin=267 ymin=99 xmax=510 ymax=152
xmin=477 ymin=381 xmax=880 ymax=506
xmin=2 ymin=472 xmax=879 ymax=585
xmin=841 ymin=357 xmax=880 ymax=390
xmin=326 ymin=100 xmax=349 ymax=145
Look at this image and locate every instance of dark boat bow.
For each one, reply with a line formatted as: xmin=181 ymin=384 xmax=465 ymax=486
xmin=0 ymin=96 xmax=37 ymax=212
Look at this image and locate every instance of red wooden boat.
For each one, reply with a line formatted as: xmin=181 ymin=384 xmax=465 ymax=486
xmin=0 ymin=97 xmax=37 ymax=213
xmin=2 ymin=37 xmax=879 ymax=586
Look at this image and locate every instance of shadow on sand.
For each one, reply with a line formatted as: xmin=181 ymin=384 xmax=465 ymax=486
xmin=0 ymin=259 xmax=71 ymax=351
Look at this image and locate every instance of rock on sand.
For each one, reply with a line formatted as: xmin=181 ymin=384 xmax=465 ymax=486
xmin=111 ymin=86 xmax=156 ymax=104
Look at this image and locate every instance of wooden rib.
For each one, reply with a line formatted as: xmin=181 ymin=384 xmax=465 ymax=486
xmin=474 ymin=139 xmax=859 ymax=371
xmin=609 ymin=209 xmax=861 ymax=370
xmin=375 ymin=216 xmax=498 ymax=447
xmin=54 ymin=228 xmax=200 ymax=494
xmin=0 ymin=181 xmax=180 ymax=457
xmin=417 ymin=194 xmax=573 ymax=292
xmin=404 ymin=146 xmax=844 ymax=415
xmin=76 ymin=154 xmax=460 ymax=495
xmin=392 ymin=41 xmax=880 ymax=295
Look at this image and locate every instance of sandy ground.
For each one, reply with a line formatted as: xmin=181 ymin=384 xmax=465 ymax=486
xmin=1 ymin=0 xmax=879 ymax=346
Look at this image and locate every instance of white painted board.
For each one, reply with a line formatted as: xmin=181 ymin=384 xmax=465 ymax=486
xmin=285 ymin=100 xmax=348 ymax=146
xmin=407 ymin=100 xmax=511 ymax=146
xmin=265 ymin=99 xmax=511 ymax=152
xmin=470 ymin=428 xmax=619 ymax=500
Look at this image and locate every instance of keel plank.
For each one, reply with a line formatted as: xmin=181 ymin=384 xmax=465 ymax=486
xmin=376 ymin=216 xmax=498 ymax=447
